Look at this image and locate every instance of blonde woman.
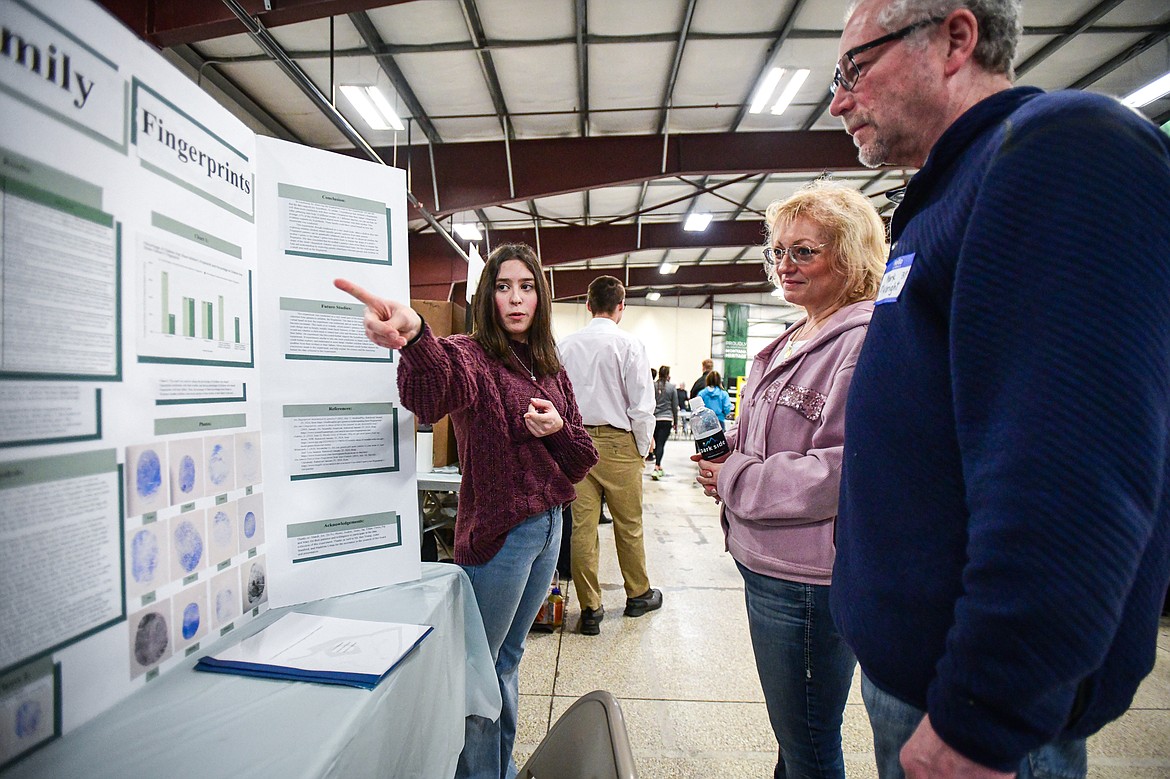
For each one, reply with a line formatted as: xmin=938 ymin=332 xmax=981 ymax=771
xmin=695 ymin=180 xmax=886 ymax=778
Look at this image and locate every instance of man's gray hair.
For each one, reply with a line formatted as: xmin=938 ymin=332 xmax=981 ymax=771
xmin=848 ymin=0 xmax=1022 ymax=79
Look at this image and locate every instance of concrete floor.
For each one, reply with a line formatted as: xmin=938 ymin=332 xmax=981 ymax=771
xmin=512 ymin=439 xmax=1170 ymax=778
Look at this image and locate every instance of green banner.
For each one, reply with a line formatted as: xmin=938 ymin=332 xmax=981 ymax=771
xmin=724 ymin=303 xmax=749 ymax=386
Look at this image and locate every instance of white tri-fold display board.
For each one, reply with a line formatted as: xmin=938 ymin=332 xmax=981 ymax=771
xmin=0 ymin=0 xmax=420 ymax=769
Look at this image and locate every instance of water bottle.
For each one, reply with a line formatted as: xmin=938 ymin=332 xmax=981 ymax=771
xmin=690 ymin=398 xmax=730 ymax=460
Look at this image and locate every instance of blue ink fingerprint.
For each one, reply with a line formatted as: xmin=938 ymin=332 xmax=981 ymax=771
xmin=182 ymin=602 xmax=200 ymax=640
xmin=179 ymin=454 xmax=196 ymax=494
xmin=208 ymin=443 xmax=230 ymax=486
xmin=212 ymin=511 xmax=232 ymax=547
xmin=15 ymin=700 xmax=41 ymax=738
xmin=134 ymin=612 xmax=169 ymax=665
xmin=215 ymin=588 xmax=235 ymax=622
xmin=136 ymin=449 xmax=162 ymax=498
xmin=130 ymin=529 xmax=160 ymax=584
xmin=173 ymin=520 xmax=204 ymax=572
xmin=240 ymin=440 xmax=259 ymax=481
xmin=243 ymin=511 xmax=257 ymax=539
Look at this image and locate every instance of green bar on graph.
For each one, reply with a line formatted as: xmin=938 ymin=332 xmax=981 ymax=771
xmin=234 ymin=317 xmax=240 ymax=344
xmin=203 ymin=302 xmax=212 ymax=340
xmin=218 ymin=295 xmax=224 ymax=342
xmin=168 ymin=313 xmax=176 ymax=335
xmin=187 ymin=298 xmax=195 ymax=337
xmin=162 ymin=271 xmax=169 ymax=333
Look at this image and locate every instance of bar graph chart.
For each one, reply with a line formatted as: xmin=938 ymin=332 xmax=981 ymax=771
xmin=139 ymin=237 xmax=253 ymax=366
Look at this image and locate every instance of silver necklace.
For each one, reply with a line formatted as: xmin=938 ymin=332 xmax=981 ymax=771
xmin=509 ymin=343 xmax=536 ymax=382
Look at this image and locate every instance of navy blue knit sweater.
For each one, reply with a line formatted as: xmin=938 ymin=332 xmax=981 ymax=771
xmin=833 ymin=87 xmax=1170 ymax=770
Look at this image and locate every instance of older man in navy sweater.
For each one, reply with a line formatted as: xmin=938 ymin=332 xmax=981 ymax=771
xmin=828 ymin=1 xmax=1170 ymax=778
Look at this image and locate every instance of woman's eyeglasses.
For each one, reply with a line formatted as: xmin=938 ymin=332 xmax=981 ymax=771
xmin=763 ymin=243 xmax=826 ymax=267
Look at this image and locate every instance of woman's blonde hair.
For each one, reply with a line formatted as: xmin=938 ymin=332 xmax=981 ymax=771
xmin=764 ymin=180 xmax=887 ymax=308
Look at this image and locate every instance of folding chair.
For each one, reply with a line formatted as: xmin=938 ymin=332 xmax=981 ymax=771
xmin=517 ymin=690 xmax=637 ymax=779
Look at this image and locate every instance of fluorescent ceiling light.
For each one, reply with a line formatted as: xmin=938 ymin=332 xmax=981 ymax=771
xmin=1122 ymin=71 xmax=1170 ymax=108
xmin=749 ymin=67 xmax=786 ymax=114
xmin=683 ymin=212 xmax=713 ymax=232
xmin=453 ymin=223 xmax=482 ymax=240
xmin=646 ymin=291 xmax=662 ymax=301
xmin=658 ymin=261 xmax=678 ymax=274
xmin=771 ymin=68 xmax=810 ymax=115
xmin=340 ymin=85 xmax=404 ymax=131
xmin=770 ymin=287 xmax=786 ymax=297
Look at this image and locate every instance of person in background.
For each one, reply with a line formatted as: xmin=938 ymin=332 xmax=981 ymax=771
xmin=676 ymin=383 xmax=691 ymax=436
xmin=690 ymin=358 xmax=714 ymax=398
xmin=558 ymin=275 xmax=663 ymax=636
xmin=335 ymin=243 xmax=598 ymax=779
xmin=650 ymin=365 xmax=679 ymax=480
xmin=698 ymin=371 xmax=732 ymax=429
xmin=829 ymin=1 xmax=1170 ymax=778
xmin=695 ymin=180 xmax=885 ymax=779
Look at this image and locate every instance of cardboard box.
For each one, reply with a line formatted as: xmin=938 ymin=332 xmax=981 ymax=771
xmin=410 ymin=300 xmax=468 ymax=468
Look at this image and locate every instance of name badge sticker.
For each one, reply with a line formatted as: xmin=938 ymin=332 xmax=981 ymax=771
xmin=876 ymin=252 xmax=915 ymax=305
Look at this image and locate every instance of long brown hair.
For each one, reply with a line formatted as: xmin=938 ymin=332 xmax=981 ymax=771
xmin=470 ymin=243 xmax=562 ymax=376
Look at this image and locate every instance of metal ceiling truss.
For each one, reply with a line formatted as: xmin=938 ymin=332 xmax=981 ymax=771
xmin=95 ymin=0 xmax=1170 ymax=303
xmin=730 ymin=0 xmax=811 ymax=132
xmin=100 ymin=1 xmax=1169 ymax=50
xmin=348 ymin=10 xmax=442 ymax=144
xmin=440 ymin=264 xmax=776 ymax=304
xmin=389 ymin=130 xmax=863 ymax=220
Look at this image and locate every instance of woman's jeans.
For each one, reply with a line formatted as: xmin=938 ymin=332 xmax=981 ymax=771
xmin=652 ymin=420 xmax=672 ymax=466
xmin=737 ymin=562 xmax=856 ymax=779
xmin=861 ymin=673 xmax=1088 ymax=779
xmin=456 ymin=506 xmax=562 ymax=779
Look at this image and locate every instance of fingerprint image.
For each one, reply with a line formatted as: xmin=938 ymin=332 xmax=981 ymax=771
xmin=245 ymin=563 xmax=266 ymax=608
xmin=178 ymin=454 xmax=197 ymax=494
xmin=212 ymin=511 xmax=233 ymax=546
xmin=130 ymin=529 xmax=160 ymax=584
xmin=14 ymin=700 xmax=41 ymax=738
xmin=173 ymin=520 xmax=204 ymax=573
xmin=208 ymin=443 xmax=231 ymax=486
xmin=181 ymin=602 xmax=201 ymax=640
xmin=136 ymin=449 xmax=162 ymax=498
xmin=134 ymin=612 xmax=169 ymax=666
xmin=243 ymin=511 xmax=257 ymax=539
xmin=237 ymin=436 xmax=262 ymax=484
xmin=215 ymin=587 xmax=235 ymax=622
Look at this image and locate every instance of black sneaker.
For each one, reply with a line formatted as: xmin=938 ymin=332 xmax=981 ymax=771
xmin=579 ymin=605 xmax=604 ymax=635
xmin=624 ymin=588 xmax=663 ymax=617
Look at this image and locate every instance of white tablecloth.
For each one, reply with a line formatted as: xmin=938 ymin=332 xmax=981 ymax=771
xmin=7 ymin=563 xmax=499 ymax=779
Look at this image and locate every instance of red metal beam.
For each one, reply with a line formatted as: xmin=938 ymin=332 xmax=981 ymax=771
xmin=439 ymin=263 xmax=770 ymax=303
xmin=410 ymin=219 xmax=766 ymax=269
xmin=408 ymin=219 xmax=767 ymax=299
xmin=94 ymin=0 xmax=418 ymax=48
xmin=397 ymin=130 xmax=862 ymax=219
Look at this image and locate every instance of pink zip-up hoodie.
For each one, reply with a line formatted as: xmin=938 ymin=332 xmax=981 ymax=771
xmin=718 ymin=301 xmax=873 ymax=585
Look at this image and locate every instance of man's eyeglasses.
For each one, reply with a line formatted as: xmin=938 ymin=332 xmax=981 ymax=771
xmin=763 ymin=243 xmax=827 ymax=267
xmin=830 ymin=17 xmax=944 ymax=95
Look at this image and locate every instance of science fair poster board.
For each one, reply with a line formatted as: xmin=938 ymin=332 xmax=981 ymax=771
xmin=0 ymin=0 xmax=417 ymax=769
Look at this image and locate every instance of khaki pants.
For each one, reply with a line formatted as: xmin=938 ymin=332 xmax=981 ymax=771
xmin=571 ymin=425 xmax=651 ymax=611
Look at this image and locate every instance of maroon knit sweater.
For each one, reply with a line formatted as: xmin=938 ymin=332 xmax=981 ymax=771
xmin=399 ymin=324 xmax=598 ymax=565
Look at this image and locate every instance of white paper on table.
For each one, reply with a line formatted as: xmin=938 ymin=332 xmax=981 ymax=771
xmin=208 ymin=612 xmax=432 ymax=676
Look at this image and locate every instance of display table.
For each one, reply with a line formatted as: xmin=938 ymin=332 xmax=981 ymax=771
xmin=7 ymin=563 xmax=499 ymax=779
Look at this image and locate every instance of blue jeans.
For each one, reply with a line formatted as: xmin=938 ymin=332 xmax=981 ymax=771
xmin=861 ymin=673 xmax=1088 ymax=779
xmin=456 ymin=507 xmax=562 ymax=779
xmin=737 ymin=562 xmax=857 ymax=779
